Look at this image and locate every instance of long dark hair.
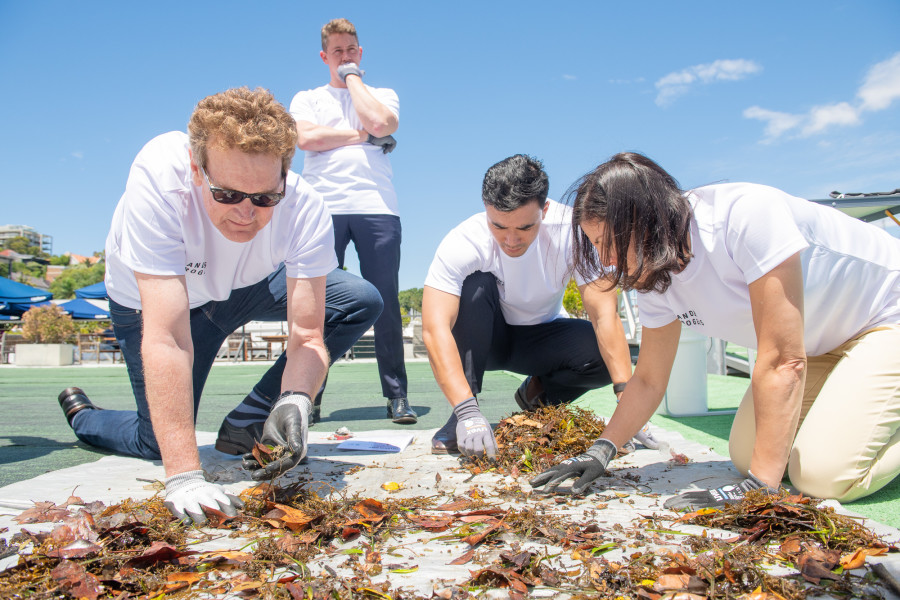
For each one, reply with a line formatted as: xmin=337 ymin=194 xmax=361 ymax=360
xmin=566 ymin=152 xmax=692 ymax=293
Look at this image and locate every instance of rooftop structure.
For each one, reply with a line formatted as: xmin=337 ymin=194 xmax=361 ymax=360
xmin=0 ymin=224 xmax=52 ymax=254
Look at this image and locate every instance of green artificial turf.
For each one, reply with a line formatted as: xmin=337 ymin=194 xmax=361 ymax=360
xmin=1 ymin=362 xmax=897 ymax=529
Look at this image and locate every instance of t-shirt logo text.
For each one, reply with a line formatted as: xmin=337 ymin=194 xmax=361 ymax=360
xmin=185 ymin=261 xmax=206 ymax=276
xmin=677 ymin=310 xmax=704 ymax=327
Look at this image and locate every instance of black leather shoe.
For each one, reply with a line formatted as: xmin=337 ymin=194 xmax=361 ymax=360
xmin=387 ymin=397 xmax=417 ymax=424
xmin=431 ymin=414 xmax=459 ymax=454
xmin=58 ymin=387 xmax=100 ymax=427
xmin=215 ymin=420 xmax=264 ymax=455
xmin=514 ymin=376 xmax=547 ymax=411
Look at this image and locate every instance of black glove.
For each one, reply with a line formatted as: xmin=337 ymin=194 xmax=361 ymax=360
xmin=367 ymin=133 xmax=397 ymax=154
xmin=242 ymin=391 xmax=310 ymax=480
xmin=663 ymin=472 xmax=774 ymax=511
xmin=453 ymin=397 xmax=497 ymax=459
xmin=529 ymin=438 xmax=617 ymax=494
xmin=336 ymin=62 xmax=364 ymax=82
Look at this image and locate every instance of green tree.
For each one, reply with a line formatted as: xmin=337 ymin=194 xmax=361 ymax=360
xmin=398 ymin=288 xmax=423 ymax=314
xmin=563 ymin=278 xmax=586 ymax=319
xmin=3 ymin=235 xmax=40 ymax=255
xmin=49 ymin=255 xmax=72 ymax=266
xmin=50 ymin=262 xmax=105 ymax=299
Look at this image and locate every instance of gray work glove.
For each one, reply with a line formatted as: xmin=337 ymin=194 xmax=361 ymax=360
xmin=530 ymin=438 xmax=617 ymax=494
xmin=242 ymin=391 xmax=311 ymax=480
xmin=367 ymin=133 xmax=397 ymax=154
xmin=164 ymin=470 xmax=243 ymax=525
xmin=663 ymin=472 xmax=775 ymax=511
xmin=336 ymin=62 xmax=364 ymax=82
xmin=453 ymin=397 xmax=497 ymax=459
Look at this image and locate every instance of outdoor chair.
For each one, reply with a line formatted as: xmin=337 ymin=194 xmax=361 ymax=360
xmin=1 ymin=331 xmax=25 ymax=364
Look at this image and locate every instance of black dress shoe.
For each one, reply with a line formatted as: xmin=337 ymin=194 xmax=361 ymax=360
xmin=514 ymin=376 xmax=548 ymax=411
xmin=431 ymin=413 xmax=459 ymax=454
xmin=215 ymin=420 xmax=264 ymax=455
xmin=58 ymin=387 xmax=99 ymax=427
xmin=387 ymin=397 xmax=417 ymax=424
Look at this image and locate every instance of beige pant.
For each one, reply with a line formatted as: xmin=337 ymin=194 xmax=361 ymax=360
xmin=729 ymin=325 xmax=900 ymax=501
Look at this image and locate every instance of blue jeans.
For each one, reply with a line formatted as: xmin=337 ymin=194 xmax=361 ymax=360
xmin=452 ymin=271 xmax=612 ymax=403
xmin=332 ymin=214 xmax=407 ymax=400
xmin=71 ymin=266 xmax=382 ymax=459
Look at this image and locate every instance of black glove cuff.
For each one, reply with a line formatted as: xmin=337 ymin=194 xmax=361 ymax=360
xmin=612 ymin=382 xmax=627 ymax=394
xmin=586 ymin=438 xmax=618 ymax=465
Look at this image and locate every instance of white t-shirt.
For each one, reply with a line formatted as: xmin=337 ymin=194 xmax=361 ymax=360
xmin=424 ymin=200 xmax=594 ymax=326
xmin=105 ymin=131 xmax=338 ymax=310
xmin=290 ymin=84 xmax=400 ymax=216
xmin=637 ymin=182 xmax=900 ymax=356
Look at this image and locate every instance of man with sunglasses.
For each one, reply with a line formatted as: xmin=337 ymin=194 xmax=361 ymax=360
xmin=289 ymin=18 xmax=416 ymax=425
xmin=57 ymin=87 xmax=382 ymax=525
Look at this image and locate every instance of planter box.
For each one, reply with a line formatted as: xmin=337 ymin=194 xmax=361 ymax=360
xmin=15 ymin=343 xmax=75 ymax=366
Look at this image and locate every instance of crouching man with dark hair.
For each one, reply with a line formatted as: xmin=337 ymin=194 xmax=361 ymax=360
xmin=421 ymin=154 xmax=658 ymax=459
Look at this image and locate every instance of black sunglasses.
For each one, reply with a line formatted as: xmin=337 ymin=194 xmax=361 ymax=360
xmin=201 ymin=167 xmax=287 ymax=208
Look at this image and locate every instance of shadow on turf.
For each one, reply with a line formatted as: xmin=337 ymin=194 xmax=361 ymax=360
xmin=321 ymin=404 xmax=432 ymax=424
xmin=0 ymin=436 xmax=114 ymax=465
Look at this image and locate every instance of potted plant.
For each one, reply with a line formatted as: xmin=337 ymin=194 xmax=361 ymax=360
xmin=16 ymin=305 xmax=78 ymax=366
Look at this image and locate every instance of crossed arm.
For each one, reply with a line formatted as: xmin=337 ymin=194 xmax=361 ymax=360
xmin=296 ymin=74 xmax=398 ymax=152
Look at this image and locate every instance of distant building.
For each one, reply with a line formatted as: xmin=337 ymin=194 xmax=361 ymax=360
xmin=0 ymin=224 xmax=52 ymax=254
xmin=67 ymin=253 xmax=101 ymax=266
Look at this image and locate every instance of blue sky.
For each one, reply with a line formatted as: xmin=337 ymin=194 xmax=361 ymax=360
xmin=2 ymin=1 xmax=898 ymax=290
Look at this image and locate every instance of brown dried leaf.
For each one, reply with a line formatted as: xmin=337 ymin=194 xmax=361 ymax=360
xmin=251 ymin=441 xmax=273 ymax=466
xmin=167 ymin=571 xmax=203 ymax=583
xmin=124 ymin=541 xmax=196 ymax=568
xmin=652 ymin=573 xmax=708 ymax=593
xmin=13 ymin=501 xmax=70 ymax=524
xmin=841 ymin=546 xmax=889 ymax=570
xmin=435 ymin=498 xmax=475 ymax=511
xmin=51 ymin=560 xmax=102 ymax=600
xmin=272 ymin=503 xmax=317 ymax=531
xmin=462 ymin=521 xmax=502 ymax=546
xmin=449 ymin=548 xmax=475 ymax=565
xmin=407 ymin=516 xmax=452 ymax=531
xmin=354 ymin=498 xmax=388 ymax=522
xmin=796 ymin=548 xmax=841 ymax=583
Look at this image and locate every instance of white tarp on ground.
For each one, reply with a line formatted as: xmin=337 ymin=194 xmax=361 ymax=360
xmin=2 ymin=426 xmax=899 ymax=598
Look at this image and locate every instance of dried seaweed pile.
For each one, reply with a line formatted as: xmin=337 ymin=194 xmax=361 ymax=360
xmin=3 ymin=480 xmax=896 ymax=600
xmin=675 ymin=489 xmax=896 ymax=590
xmin=470 ymin=404 xmax=607 ymax=474
xmin=2 ymin=406 xmax=898 ymax=600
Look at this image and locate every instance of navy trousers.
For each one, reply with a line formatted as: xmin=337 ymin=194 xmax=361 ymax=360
xmin=71 ymin=267 xmax=382 ymax=459
xmin=452 ymin=271 xmax=613 ymax=403
xmin=332 ymin=214 xmax=408 ymax=400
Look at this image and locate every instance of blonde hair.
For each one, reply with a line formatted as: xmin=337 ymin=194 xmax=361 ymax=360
xmin=321 ymin=18 xmax=358 ymax=51
xmin=188 ymin=87 xmax=297 ymax=174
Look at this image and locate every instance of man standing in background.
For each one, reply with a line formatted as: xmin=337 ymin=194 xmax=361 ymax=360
xmin=290 ymin=17 xmax=415 ymax=424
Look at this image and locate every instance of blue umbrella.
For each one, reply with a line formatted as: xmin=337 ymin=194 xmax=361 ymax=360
xmin=57 ymin=298 xmax=110 ymax=320
xmin=0 ymin=276 xmax=52 ymax=304
xmin=74 ymin=281 xmax=108 ymax=300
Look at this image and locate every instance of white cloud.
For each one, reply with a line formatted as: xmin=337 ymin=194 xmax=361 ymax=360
xmin=562 ymin=74 xmax=576 ymax=81
xmin=743 ymin=106 xmax=803 ymax=143
xmin=802 ymin=102 xmax=860 ymax=136
xmin=746 ymin=52 xmax=900 ymax=142
xmin=857 ymin=51 xmax=900 ymax=111
xmin=655 ymin=59 xmax=761 ymax=106
xmin=71 ymin=151 xmax=84 ymax=159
